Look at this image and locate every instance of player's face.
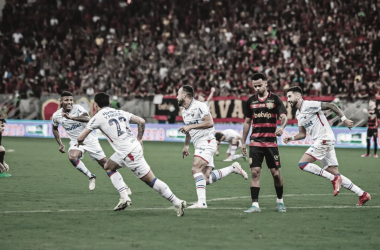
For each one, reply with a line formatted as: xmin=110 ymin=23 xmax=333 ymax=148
xmin=252 ymin=80 xmax=267 ymax=95
xmin=61 ymin=96 xmax=74 ymax=112
xmin=177 ymin=88 xmax=186 ymax=106
xmin=287 ymin=91 xmax=298 ymax=108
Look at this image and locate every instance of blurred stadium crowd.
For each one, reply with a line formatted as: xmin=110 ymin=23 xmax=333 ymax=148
xmin=1 ymin=0 xmax=380 ymax=101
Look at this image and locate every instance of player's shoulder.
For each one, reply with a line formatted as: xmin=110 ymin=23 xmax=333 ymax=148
xmin=52 ymin=108 xmax=63 ymax=118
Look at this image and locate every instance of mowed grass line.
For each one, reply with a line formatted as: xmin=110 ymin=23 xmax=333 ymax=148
xmin=0 ymin=137 xmax=379 ymax=250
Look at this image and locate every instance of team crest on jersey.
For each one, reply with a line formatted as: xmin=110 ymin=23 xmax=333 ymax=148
xmin=267 ymin=103 xmax=274 ymax=109
xmin=274 ymin=155 xmax=279 ymax=160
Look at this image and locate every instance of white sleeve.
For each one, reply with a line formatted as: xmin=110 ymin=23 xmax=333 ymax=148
xmin=122 ymin=111 xmax=133 ymax=122
xmin=198 ymin=102 xmax=211 ymax=119
xmin=52 ymin=114 xmax=59 ymax=127
xmin=86 ymin=114 xmax=101 ymax=131
xmin=304 ymin=101 xmax=322 ymax=113
xmin=77 ymin=105 xmax=88 ymax=115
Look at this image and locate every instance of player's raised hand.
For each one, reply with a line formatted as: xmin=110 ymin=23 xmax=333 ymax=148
xmin=283 ymin=137 xmax=292 ymax=144
xmin=59 ymin=144 xmax=66 ymax=153
xmin=344 ymin=119 xmax=353 ymax=129
xmin=241 ymin=144 xmax=247 ymax=156
xmin=182 ymin=146 xmax=190 ymax=159
xmin=215 ymin=151 xmax=219 ymax=156
xmin=179 ymin=126 xmax=191 ymax=134
xmin=62 ymin=112 xmax=73 ymax=120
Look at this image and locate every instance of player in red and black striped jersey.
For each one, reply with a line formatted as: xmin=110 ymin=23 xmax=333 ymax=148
xmin=361 ymin=99 xmax=380 ymax=158
xmin=0 ymin=117 xmax=10 ymax=177
xmin=242 ymin=73 xmax=288 ymax=213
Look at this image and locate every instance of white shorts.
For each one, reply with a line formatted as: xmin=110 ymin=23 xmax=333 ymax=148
xmin=110 ymin=144 xmax=151 ymax=178
xmin=305 ymin=139 xmax=339 ymax=169
xmin=194 ymin=138 xmax=217 ymax=168
xmin=68 ymin=140 xmax=106 ymax=161
xmin=226 ymin=140 xmax=242 ymax=154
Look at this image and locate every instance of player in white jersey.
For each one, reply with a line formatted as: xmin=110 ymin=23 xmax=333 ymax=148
xmin=76 ymin=92 xmax=187 ymax=216
xmin=177 ymin=85 xmax=248 ymax=209
xmin=283 ymin=86 xmax=371 ymax=206
xmin=215 ymin=129 xmax=246 ymax=162
xmin=52 ymin=91 xmax=131 ymax=193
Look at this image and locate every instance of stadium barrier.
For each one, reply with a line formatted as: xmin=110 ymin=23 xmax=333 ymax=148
xmin=3 ymin=120 xmax=378 ymax=149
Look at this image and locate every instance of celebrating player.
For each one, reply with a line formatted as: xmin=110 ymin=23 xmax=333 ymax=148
xmin=177 ymin=85 xmax=248 ymax=209
xmin=361 ymin=99 xmax=379 ymax=158
xmin=76 ymin=92 xmax=187 ymax=216
xmin=0 ymin=118 xmax=11 ymax=178
xmin=215 ymin=129 xmax=246 ymax=161
xmin=52 ymin=91 xmax=131 ymax=193
xmin=283 ymin=86 xmax=371 ymax=206
xmin=242 ymin=73 xmax=288 ymax=213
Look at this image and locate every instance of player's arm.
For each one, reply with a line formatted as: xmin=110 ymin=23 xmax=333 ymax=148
xmin=76 ymin=128 xmax=92 ymax=146
xmin=63 ymin=112 xmax=91 ymax=122
xmin=241 ymin=117 xmax=252 ymax=156
xmin=178 ymin=114 xmax=213 ymax=133
xmin=321 ymin=102 xmax=353 ymax=129
xmin=275 ymin=113 xmax=287 ymax=136
xmin=206 ymin=87 xmax=216 ymax=103
xmin=52 ymin=125 xmax=65 ymax=153
xmin=283 ymin=126 xmax=307 ymax=144
xmin=129 ymin=115 xmax=145 ymax=142
xmin=182 ymin=133 xmax=191 ymax=158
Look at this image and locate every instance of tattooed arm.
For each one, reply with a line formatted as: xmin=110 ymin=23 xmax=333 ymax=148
xmin=182 ymin=133 xmax=191 ymax=158
xmin=129 ymin=115 xmax=145 ymax=141
xmin=321 ymin=102 xmax=353 ymax=129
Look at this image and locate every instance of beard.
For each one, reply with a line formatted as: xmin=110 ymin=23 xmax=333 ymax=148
xmin=177 ymin=99 xmax=184 ymax=107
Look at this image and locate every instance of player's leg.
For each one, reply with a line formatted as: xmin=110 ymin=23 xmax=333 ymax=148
xmin=224 ymin=144 xmax=232 ymax=161
xmin=244 ymin=146 xmax=264 ymax=213
xmin=229 ymin=139 xmax=246 ymax=161
xmin=68 ymin=148 xmax=96 ymax=188
xmin=0 ymin=145 xmax=11 ymax=177
xmin=266 ymin=148 xmax=286 ymax=212
xmin=104 ymin=155 xmax=132 ymax=211
xmin=190 ymin=156 xmax=209 ymax=208
xmin=323 ymin=151 xmax=371 ymax=205
xmin=362 ymin=130 xmax=372 ymax=157
xmin=373 ymin=130 xmax=378 ymax=157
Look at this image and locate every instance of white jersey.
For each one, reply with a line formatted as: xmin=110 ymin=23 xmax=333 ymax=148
xmin=52 ymin=104 xmax=98 ymax=143
xmin=181 ymin=99 xmax=215 ymax=145
xmin=296 ymin=100 xmax=335 ymax=141
xmin=221 ymin=129 xmax=240 ymax=144
xmin=86 ymin=107 xmax=140 ymax=159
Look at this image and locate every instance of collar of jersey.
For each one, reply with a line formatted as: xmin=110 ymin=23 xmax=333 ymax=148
xmin=256 ymin=91 xmax=271 ymax=102
xmin=185 ymin=99 xmax=194 ymax=110
xmin=299 ymin=100 xmax=304 ymax=111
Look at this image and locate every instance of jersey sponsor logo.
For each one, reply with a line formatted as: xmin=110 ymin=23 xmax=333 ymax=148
xmin=308 ymin=107 xmax=319 ymax=110
xmin=187 ymin=120 xmax=199 ymax=125
xmin=304 ymin=120 xmax=313 ymax=128
xmin=66 ymin=123 xmax=82 ymax=131
xmin=253 ymin=112 xmax=272 ymax=119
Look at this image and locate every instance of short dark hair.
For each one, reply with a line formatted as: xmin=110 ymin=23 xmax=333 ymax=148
xmin=94 ymin=92 xmax=110 ymax=108
xmin=286 ymin=86 xmax=303 ymax=95
xmin=182 ymin=85 xmax=194 ymax=98
xmin=252 ymin=73 xmax=267 ymax=81
xmin=215 ymin=132 xmax=223 ymax=141
xmin=61 ymin=91 xmax=73 ymax=97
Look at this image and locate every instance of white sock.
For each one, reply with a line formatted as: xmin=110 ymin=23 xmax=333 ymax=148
xmin=299 ymin=162 xmax=334 ymax=181
xmin=71 ymin=159 xmax=93 ymax=178
xmin=340 ymin=175 xmax=364 ymax=196
xmin=149 ymin=178 xmax=181 ymax=207
xmin=252 ymin=201 xmax=259 ymax=208
xmin=232 ymin=154 xmax=244 ymax=160
xmin=108 ymin=171 xmax=129 ymax=200
xmin=277 ymin=198 xmax=283 ymax=203
xmin=194 ymin=173 xmax=206 ymax=205
xmin=208 ymin=166 xmax=233 ymax=184
xmin=229 ymin=144 xmax=238 ymax=158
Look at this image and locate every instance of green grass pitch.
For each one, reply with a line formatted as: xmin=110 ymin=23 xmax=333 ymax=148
xmin=0 ymin=137 xmax=379 ymax=250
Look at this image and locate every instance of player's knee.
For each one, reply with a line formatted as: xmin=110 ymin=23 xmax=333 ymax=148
xmin=68 ymin=155 xmax=78 ymax=162
xmin=298 ymin=162 xmax=308 ymax=170
xmin=0 ymin=146 xmax=5 ymax=152
xmin=251 ymin=169 xmax=260 ymax=179
xmin=271 ymin=170 xmax=281 ymax=180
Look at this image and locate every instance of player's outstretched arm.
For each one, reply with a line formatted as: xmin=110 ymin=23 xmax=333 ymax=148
xmin=321 ymin=102 xmax=353 ymax=129
xmin=241 ymin=117 xmax=252 ymax=156
xmin=283 ymin=126 xmax=306 ymax=144
xmin=76 ymin=128 xmax=92 ymax=146
xmin=130 ymin=115 xmax=145 ymax=141
xmin=206 ymin=87 xmax=216 ymax=103
xmin=52 ymin=125 xmax=65 ymax=153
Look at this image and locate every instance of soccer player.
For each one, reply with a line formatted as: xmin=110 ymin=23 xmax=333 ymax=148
xmin=242 ymin=73 xmax=288 ymax=213
xmin=52 ymin=91 xmax=131 ymax=194
xmin=0 ymin=118 xmax=11 ymax=178
xmin=361 ymin=99 xmax=379 ymax=158
xmin=284 ymin=86 xmax=371 ymax=206
xmin=177 ymin=85 xmax=248 ymax=209
xmin=76 ymin=92 xmax=187 ymax=216
xmin=215 ymin=129 xmax=246 ymax=161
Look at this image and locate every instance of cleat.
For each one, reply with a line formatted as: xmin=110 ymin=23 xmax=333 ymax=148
xmin=175 ymin=200 xmax=187 ymax=217
xmin=124 ymin=183 xmax=132 ymax=195
xmin=89 ymin=175 xmax=96 ymax=191
xmin=244 ymin=206 xmax=261 ymax=213
xmin=361 ymin=154 xmax=370 ymax=157
xmin=357 ymin=192 xmax=371 ymax=206
xmin=231 ymin=162 xmax=248 ymax=180
xmin=277 ymin=202 xmax=286 ymax=212
xmin=0 ymin=172 xmax=11 ymax=177
xmin=188 ymin=203 xmax=207 ymax=209
xmin=223 ymin=157 xmax=233 ymax=162
xmin=114 ymin=198 xmax=132 ymax=211
xmin=374 ymin=154 xmax=378 ymax=158
xmin=331 ymin=175 xmax=342 ymax=196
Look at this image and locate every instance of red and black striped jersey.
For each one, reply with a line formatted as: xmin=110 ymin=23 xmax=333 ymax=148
xmin=244 ymin=92 xmax=287 ymax=147
xmin=367 ymin=108 xmax=379 ymax=129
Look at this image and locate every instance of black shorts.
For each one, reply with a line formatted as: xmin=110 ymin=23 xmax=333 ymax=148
xmin=249 ymin=146 xmax=281 ymax=169
xmin=367 ymin=129 xmax=378 ymax=138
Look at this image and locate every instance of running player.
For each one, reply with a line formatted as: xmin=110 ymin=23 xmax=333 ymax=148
xmin=76 ymin=92 xmax=187 ymax=216
xmin=242 ymin=73 xmax=288 ymax=213
xmin=361 ymin=99 xmax=379 ymax=158
xmin=177 ymin=85 xmax=248 ymax=209
xmin=284 ymin=86 xmax=371 ymax=206
xmin=0 ymin=117 xmax=10 ymax=177
xmin=215 ymin=129 xmax=246 ymax=161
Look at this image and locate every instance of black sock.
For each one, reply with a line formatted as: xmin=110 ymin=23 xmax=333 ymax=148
xmin=367 ymin=139 xmax=371 ymax=154
xmin=275 ymin=185 xmax=283 ymax=199
xmin=0 ymin=151 xmax=5 ymax=164
xmin=250 ymin=187 xmax=260 ymax=202
xmin=374 ymin=137 xmax=378 ymax=155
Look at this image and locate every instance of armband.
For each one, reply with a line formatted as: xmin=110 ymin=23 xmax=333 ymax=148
xmin=341 ymin=116 xmax=347 ymax=122
xmin=291 ymin=136 xmax=295 ymax=141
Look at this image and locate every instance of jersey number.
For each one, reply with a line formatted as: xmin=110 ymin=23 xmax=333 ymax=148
xmin=109 ymin=117 xmax=126 ymax=136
